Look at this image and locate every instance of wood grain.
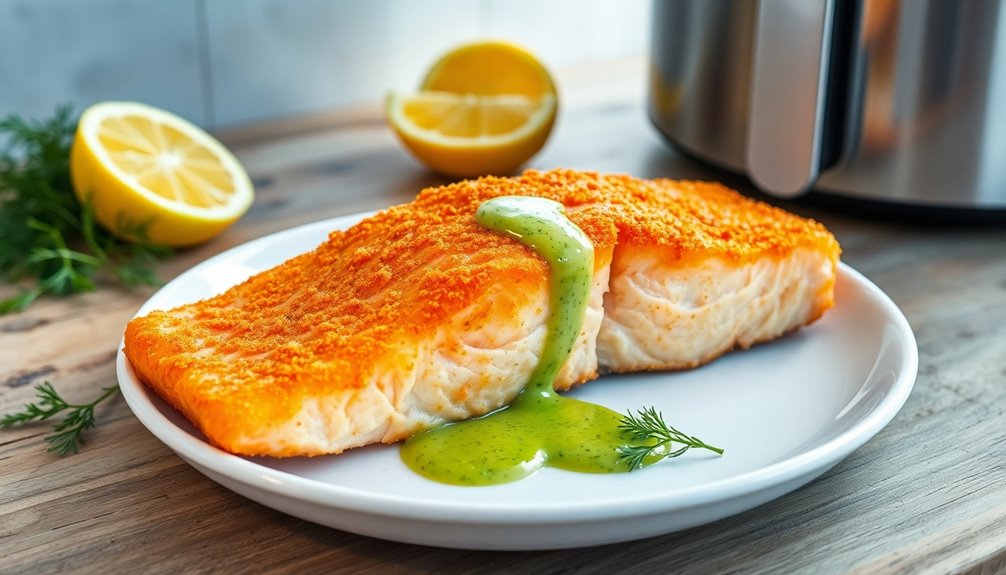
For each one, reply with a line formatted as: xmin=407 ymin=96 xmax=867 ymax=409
xmin=2 ymin=58 xmax=1005 ymax=574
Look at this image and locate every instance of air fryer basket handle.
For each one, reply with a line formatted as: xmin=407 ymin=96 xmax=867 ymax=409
xmin=747 ymin=0 xmax=836 ymax=197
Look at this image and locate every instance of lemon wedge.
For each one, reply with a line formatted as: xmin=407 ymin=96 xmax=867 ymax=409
xmin=71 ymin=102 xmax=253 ymax=247
xmin=386 ymin=41 xmax=558 ymax=177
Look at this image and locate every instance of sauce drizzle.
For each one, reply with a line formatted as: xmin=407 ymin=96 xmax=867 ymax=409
xmin=401 ymin=196 xmax=663 ymax=486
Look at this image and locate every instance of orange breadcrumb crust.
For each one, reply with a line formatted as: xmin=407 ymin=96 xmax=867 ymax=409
xmin=124 ymin=169 xmax=840 ymax=454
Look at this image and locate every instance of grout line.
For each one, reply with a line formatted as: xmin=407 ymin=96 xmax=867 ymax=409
xmin=194 ymin=0 xmax=215 ymax=128
xmin=478 ymin=0 xmax=491 ymax=36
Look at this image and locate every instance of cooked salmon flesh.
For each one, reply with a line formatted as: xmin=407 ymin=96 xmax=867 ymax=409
xmin=123 ymin=170 xmax=841 ymax=457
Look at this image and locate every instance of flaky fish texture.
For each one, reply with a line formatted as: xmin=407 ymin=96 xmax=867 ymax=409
xmin=124 ymin=169 xmax=841 ymax=457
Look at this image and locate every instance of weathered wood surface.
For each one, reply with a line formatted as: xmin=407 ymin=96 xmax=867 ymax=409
xmin=2 ymin=59 xmax=1005 ymax=575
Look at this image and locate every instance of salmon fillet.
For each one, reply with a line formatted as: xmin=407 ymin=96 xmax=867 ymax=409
xmin=124 ymin=169 xmax=840 ymax=457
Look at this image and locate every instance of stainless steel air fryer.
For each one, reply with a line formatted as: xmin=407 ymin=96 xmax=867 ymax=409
xmin=649 ymin=0 xmax=1006 ymax=209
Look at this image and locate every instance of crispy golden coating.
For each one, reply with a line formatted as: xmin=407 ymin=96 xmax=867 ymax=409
xmin=124 ymin=169 xmax=840 ymax=455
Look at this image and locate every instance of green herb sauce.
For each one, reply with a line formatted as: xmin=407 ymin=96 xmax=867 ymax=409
xmin=401 ymin=196 xmax=664 ymax=486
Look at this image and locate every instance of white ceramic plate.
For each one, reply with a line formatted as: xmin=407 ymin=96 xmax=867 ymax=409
xmin=117 ymin=213 xmax=918 ymax=550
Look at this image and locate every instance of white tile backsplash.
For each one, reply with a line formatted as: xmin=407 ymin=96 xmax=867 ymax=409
xmin=0 ymin=0 xmax=206 ymax=124
xmin=0 ymin=0 xmax=650 ymax=129
xmin=484 ymin=0 xmax=650 ymax=68
xmin=205 ymin=0 xmax=481 ymax=127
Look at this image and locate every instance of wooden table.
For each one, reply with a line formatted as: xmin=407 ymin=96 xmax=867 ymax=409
xmin=3 ymin=60 xmax=1005 ymax=574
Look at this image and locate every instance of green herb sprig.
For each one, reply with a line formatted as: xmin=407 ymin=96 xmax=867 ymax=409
xmin=617 ymin=407 xmax=724 ymax=471
xmin=0 ymin=105 xmax=170 ymax=314
xmin=0 ymin=382 xmax=119 ymax=455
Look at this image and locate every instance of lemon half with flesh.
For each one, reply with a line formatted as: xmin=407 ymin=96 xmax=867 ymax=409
xmin=71 ymin=102 xmax=253 ymax=247
xmin=386 ymin=41 xmax=558 ymax=177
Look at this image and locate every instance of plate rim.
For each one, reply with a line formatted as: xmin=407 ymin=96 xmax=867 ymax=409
xmin=117 ymin=213 xmax=919 ymax=524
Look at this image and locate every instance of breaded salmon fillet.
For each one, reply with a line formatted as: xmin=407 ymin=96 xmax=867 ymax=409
xmin=124 ymin=169 xmax=840 ymax=457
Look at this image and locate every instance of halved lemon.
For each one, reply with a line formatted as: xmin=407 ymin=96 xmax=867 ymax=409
xmin=420 ymin=40 xmax=556 ymax=97
xmin=386 ymin=91 xmax=556 ymax=178
xmin=71 ymin=102 xmax=253 ymax=247
xmin=386 ymin=41 xmax=558 ymax=177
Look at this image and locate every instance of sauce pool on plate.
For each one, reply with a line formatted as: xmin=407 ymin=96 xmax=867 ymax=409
xmin=400 ymin=196 xmax=668 ymax=486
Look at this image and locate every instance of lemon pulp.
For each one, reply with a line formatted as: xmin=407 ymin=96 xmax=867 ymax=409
xmin=71 ymin=102 xmax=253 ymax=247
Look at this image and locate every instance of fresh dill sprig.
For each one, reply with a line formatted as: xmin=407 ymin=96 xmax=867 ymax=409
xmin=0 ymin=105 xmax=171 ymax=314
xmin=617 ymin=407 xmax=724 ymax=471
xmin=0 ymin=382 xmax=119 ymax=455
